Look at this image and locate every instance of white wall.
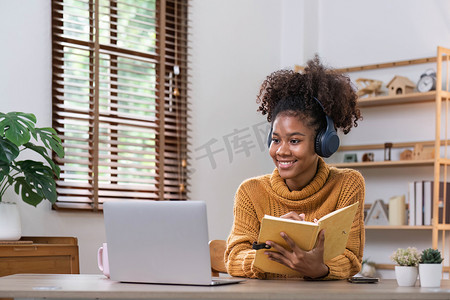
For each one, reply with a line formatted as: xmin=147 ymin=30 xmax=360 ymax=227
xmin=318 ymin=0 xmax=450 ymax=66
xmin=188 ymin=0 xmax=284 ymax=241
xmin=2 ymin=0 xmax=450 ymax=278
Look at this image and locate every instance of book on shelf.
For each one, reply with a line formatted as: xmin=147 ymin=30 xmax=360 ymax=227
xmin=253 ymin=202 xmax=359 ymax=276
xmin=423 ymin=181 xmax=432 ymax=226
xmin=415 ymin=181 xmax=423 ymax=226
xmin=408 ymin=182 xmax=415 ymax=226
xmin=408 ymin=180 xmax=450 ymax=225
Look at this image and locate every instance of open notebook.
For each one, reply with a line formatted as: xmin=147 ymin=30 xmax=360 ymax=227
xmin=103 ymin=200 xmax=244 ymax=286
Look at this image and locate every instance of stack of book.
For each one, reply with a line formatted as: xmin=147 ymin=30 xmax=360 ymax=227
xmin=408 ymin=181 xmax=450 ymax=226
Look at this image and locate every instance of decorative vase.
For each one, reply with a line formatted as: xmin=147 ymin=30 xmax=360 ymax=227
xmin=394 ymin=266 xmax=418 ymax=287
xmin=419 ymin=263 xmax=442 ymax=287
xmin=0 ymin=201 xmax=22 ymax=240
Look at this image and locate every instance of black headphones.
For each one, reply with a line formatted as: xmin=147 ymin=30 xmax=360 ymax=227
xmin=267 ymin=97 xmax=340 ymax=158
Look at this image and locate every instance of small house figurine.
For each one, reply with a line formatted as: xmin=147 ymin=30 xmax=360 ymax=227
xmin=386 ymin=76 xmax=415 ymax=96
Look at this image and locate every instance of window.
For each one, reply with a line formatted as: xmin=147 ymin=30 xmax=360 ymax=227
xmin=51 ymin=0 xmax=188 ymax=210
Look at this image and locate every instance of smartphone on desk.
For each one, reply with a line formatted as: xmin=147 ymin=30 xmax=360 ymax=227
xmin=347 ymin=276 xmax=379 ymax=284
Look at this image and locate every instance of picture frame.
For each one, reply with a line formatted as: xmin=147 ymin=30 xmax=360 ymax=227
xmin=343 ymin=153 xmax=358 ymax=163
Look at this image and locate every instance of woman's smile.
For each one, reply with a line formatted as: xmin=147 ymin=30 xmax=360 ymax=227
xmin=277 ymin=160 xmax=297 ymax=169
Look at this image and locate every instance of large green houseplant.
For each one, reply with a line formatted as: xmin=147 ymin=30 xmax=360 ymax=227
xmin=0 ymin=112 xmax=64 ymax=206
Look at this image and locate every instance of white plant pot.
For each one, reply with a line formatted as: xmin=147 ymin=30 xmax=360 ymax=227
xmin=419 ymin=263 xmax=442 ymax=288
xmin=394 ymin=266 xmax=418 ymax=287
xmin=0 ymin=201 xmax=22 ymax=240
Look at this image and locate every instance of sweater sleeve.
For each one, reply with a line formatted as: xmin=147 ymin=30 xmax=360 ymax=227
xmin=323 ymin=170 xmax=366 ymax=280
xmin=225 ymin=182 xmax=265 ymax=279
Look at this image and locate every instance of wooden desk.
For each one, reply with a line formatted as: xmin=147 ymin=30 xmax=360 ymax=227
xmin=0 ymin=237 xmax=79 ymax=277
xmin=0 ymin=274 xmax=449 ymax=300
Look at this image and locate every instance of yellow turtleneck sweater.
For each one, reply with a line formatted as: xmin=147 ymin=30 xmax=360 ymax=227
xmin=225 ymin=158 xmax=365 ymax=280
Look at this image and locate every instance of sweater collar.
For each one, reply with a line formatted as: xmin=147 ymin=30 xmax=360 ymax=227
xmin=270 ymin=157 xmax=330 ymax=200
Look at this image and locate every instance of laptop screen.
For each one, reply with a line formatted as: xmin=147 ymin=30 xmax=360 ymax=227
xmin=103 ymin=200 xmax=213 ymax=285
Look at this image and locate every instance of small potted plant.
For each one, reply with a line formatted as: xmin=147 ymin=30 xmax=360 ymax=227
xmin=0 ymin=112 xmax=64 ymax=240
xmin=390 ymin=247 xmax=420 ymax=286
xmin=360 ymin=259 xmax=377 ymax=278
xmin=419 ymin=248 xmax=443 ymax=288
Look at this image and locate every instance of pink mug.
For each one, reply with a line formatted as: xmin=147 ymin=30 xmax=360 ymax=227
xmin=97 ymin=243 xmax=110 ymax=278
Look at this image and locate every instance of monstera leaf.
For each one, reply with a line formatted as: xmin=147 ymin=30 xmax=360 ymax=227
xmin=0 ymin=137 xmax=19 ymax=163
xmin=0 ymin=112 xmax=36 ymax=147
xmin=14 ymin=177 xmax=44 ymax=207
xmin=14 ymin=160 xmax=57 ymax=206
xmin=24 ymin=142 xmax=61 ymax=177
xmin=33 ymin=127 xmax=64 ymax=158
xmin=0 ymin=161 xmax=9 ymax=180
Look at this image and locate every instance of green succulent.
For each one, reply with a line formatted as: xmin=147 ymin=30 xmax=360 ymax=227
xmin=420 ymin=248 xmax=443 ymax=264
xmin=0 ymin=112 xmax=64 ymax=207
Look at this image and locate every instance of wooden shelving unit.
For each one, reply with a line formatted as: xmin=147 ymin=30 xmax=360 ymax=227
xmin=331 ymin=46 xmax=450 ymax=272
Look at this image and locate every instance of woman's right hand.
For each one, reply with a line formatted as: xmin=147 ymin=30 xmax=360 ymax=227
xmin=280 ymin=212 xmax=318 ymax=223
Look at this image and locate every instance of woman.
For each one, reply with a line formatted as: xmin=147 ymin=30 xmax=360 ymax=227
xmin=225 ymin=56 xmax=364 ymax=280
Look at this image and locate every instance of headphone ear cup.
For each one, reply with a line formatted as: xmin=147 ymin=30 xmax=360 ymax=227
xmin=315 ymin=129 xmax=325 ymax=157
xmin=320 ymin=129 xmax=340 ymax=158
xmin=315 ymin=116 xmax=340 ymax=158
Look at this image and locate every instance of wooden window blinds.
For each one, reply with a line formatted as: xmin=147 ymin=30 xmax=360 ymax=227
xmin=51 ymin=0 xmax=188 ymax=211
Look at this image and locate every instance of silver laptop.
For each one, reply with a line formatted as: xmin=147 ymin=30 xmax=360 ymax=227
xmin=103 ymin=200 xmax=245 ymax=286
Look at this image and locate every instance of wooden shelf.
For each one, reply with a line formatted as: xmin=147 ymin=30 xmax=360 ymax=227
xmin=337 ymin=140 xmax=438 ymax=152
xmin=357 ymin=91 xmax=450 ymax=108
xmin=332 ymin=158 xmax=450 ymax=169
xmin=366 ymin=223 xmax=450 ymax=230
xmin=366 ymin=225 xmax=433 ymax=230
xmin=436 ymin=224 xmax=450 ymax=230
xmin=438 ymin=158 xmax=450 ymax=166
xmin=358 ymin=91 xmax=436 ymax=107
xmin=375 ymin=263 xmax=450 ymax=272
xmin=331 ymin=140 xmax=450 ymax=169
xmin=335 ymin=56 xmax=437 ymax=73
xmin=331 ymin=159 xmax=434 ymax=168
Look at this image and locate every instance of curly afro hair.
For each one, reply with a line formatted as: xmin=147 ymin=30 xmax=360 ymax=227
xmin=256 ymin=55 xmax=361 ymax=134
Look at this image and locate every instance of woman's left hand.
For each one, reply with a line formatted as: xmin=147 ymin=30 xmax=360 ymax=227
xmin=264 ymin=230 xmax=329 ymax=279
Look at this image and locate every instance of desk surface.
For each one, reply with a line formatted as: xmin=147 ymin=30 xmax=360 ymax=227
xmin=0 ymin=274 xmax=449 ymax=300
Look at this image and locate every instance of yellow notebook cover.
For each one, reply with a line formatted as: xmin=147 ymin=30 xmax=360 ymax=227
xmin=253 ymin=202 xmax=359 ymax=275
